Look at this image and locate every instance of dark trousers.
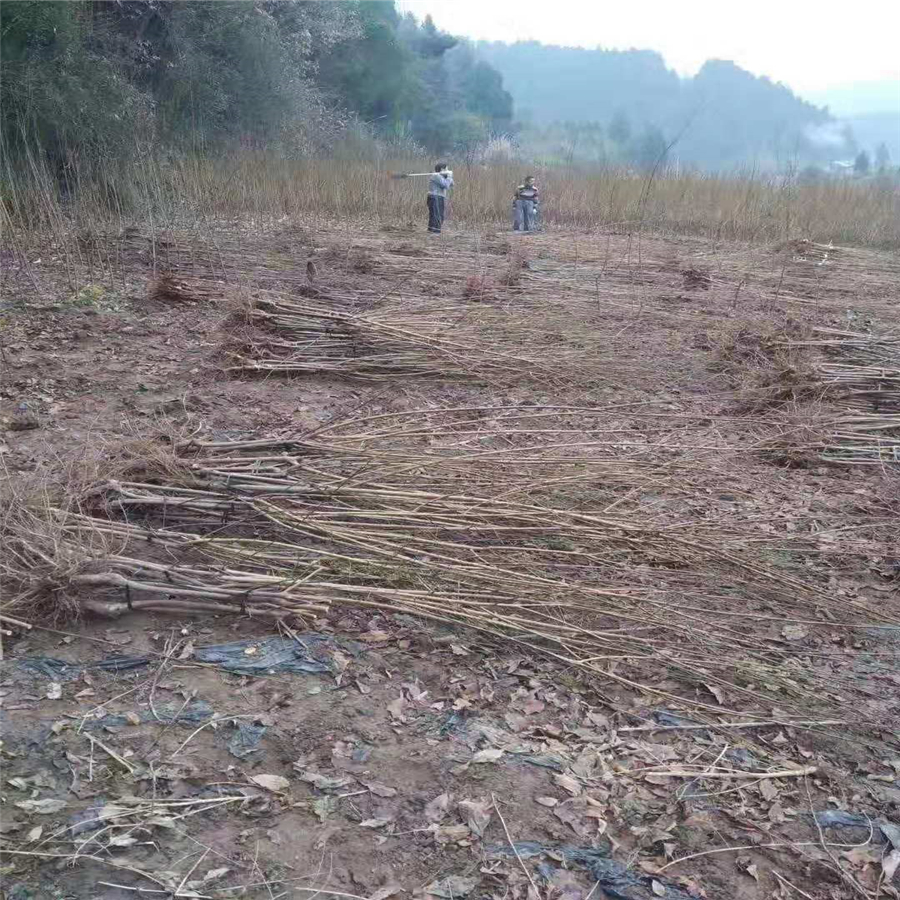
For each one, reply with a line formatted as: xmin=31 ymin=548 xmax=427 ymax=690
xmin=427 ymin=194 xmax=445 ymax=233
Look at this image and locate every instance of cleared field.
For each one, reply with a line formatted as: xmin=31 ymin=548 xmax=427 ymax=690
xmin=1 ymin=218 xmax=898 ymax=899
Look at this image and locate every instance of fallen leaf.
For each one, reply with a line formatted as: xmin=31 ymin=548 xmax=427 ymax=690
xmin=882 ymin=848 xmax=900 ymax=882
xmin=703 ymin=683 xmax=725 ymax=705
xmin=46 ymin=683 xmax=62 ymax=700
xmin=360 ymin=817 xmax=393 ymax=828
xmin=450 ymin=644 xmax=469 ymax=656
xmin=432 ymin=823 xmax=470 ymax=844
xmin=26 ymin=825 xmax=43 ymax=842
xmin=109 ymin=834 xmax=138 ymax=847
xmin=554 ymin=773 xmax=582 ymax=796
xmin=250 ymin=774 xmax=290 ymax=793
xmin=746 ymin=864 xmax=759 ymax=883
xmin=202 ymin=868 xmax=231 ymax=884
xmin=472 ymin=748 xmax=504 ymax=763
xmin=16 ymin=798 xmax=66 ymax=815
xmin=458 ymin=798 xmax=492 ymax=838
xmin=767 ymin=801 xmax=786 ymax=824
xmin=517 ymin=697 xmax=545 ymax=715
xmin=842 ymin=845 xmax=880 ymax=867
xmin=360 ymin=631 xmax=390 ymax=643
xmin=651 ymin=880 xmax=666 ymax=897
xmin=504 ymin=712 xmax=529 ymax=733
xmin=535 ymin=795 xmax=558 ymax=807
xmin=368 ymin=883 xmax=403 ymax=900
xmin=312 ymin=796 xmax=336 ymax=823
xmin=296 ymin=769 xmax=351 ymax=792
xmin=387 ymin=696 xmax=407 ymax=722
xmin=365 ymin=781 xmax=397 ymax=798
xmin=760 ymin=779 xmax=779 ymax=802
xmin=554 ymin=799 xmax=589 ymax=836
xmin=425 ymin=792 xmax=451 ymax=822
xmin=426 ymin=875 xmax=478 ymax=898
xmin=781 ymin=624 xmax=808 ymax=641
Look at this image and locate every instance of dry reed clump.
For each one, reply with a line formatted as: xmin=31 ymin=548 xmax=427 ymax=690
xmin=681 ymin=266 xmax=711 ymax=291
xmin=348 ymin=249 xmax=377 ymax=274
xmin=5 ymin=155 xmax=899 ymax=282
xmin=710 ymin=318 xmax=822 ymax=412
xmin=754 ymin=404 xmax=836 ymax=469
xmin=498 ymin=248 xmax=530 ymax=286
xmin=462 ymin=275 xmax=492 ymax=301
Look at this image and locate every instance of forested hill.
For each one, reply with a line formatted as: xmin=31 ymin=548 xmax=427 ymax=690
xmin=477 ymin=41 xmax=852 ymax=169
xmin=0 ymin=1 xmax=512 ymax=165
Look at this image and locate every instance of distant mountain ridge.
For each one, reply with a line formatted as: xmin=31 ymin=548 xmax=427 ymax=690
xmin=476 ymin=41 xmax=855 ymax=169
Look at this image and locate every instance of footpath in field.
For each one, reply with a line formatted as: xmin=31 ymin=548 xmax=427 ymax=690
xmin=1 ymin=223 xmax=898 ymax=900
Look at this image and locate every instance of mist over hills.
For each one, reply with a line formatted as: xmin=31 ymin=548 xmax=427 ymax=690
xmin=475 ymin=41 xmax=892 ymax=170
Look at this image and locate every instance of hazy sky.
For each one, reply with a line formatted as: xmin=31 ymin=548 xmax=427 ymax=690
xmin=397 ymin=0 xmax=900 ymax=98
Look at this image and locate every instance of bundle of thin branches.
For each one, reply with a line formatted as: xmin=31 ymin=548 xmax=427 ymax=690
xmin=150 ymin=273 xmax=230 ymax=304
xmin=778 ymin=328 xmax=900 ymax=463
xmin=38 ymin=442 xmax=891 ymax=731
xmin=1 ymin=489 xmax=328 ymax=623
xmin=222 ymin=292 xmax=627 ymax=386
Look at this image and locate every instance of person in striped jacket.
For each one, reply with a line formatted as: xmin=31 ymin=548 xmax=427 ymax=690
xmin=513 ymin=176 xmax=539 ymax=232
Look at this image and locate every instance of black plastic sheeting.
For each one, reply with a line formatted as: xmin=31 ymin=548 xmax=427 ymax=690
xmin=813 ymin=810 xmax=900 ymax=847
xmin=17 ymin=654 xmax=154 ymax=681
xmin=192 ymin=634 xmax=343 ymax=675
xmin=14 ymin=632 xmax=357 ymax=681
xmin=487 ymin=841 xmax=696 ymax=900
xmin=228 ymin=720 xmax=268 ymax=759
xmin=91 ymin=699 xmax=215 ymax=729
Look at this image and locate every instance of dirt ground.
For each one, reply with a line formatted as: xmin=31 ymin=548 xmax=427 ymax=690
xmin=1 ymin=221 xmax=898 ymax=899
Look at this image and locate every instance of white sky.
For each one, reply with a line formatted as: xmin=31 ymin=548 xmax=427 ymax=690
xmin=397 ymin=0 xmax=900 ymax=97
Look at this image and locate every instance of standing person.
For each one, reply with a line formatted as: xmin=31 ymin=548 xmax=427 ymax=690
xmin=513 ymin=175 xmax=539 ymax=232
xmin=427 ymin=163 xmax=453 ymax=234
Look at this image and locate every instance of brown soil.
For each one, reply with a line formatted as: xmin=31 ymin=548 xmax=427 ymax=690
xmin=1 ymin=222 xmax=899 ymax=900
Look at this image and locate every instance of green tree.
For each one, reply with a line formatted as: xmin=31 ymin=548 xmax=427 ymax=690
xmin=1 ymin=1 xmax=149 ymax=160
xmin=875 ymin=142 xmax=891 ymax=171
xmin=854 ymin=150 xmax=871 ymax=175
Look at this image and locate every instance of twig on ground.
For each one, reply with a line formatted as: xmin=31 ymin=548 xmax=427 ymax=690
xmin=492 ymin=792 xmax=539 ymax=897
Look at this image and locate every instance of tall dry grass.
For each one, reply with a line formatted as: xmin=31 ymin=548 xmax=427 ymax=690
xmin=3 ymin=150 xmax=899 ymax=283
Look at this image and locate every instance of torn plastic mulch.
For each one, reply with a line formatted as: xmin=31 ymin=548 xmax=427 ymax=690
xmin=486 ymin=841 xmax=697 ymax=900
xmin=191 ymin=634 xmax=356 ymax=675
xmin=812 ymin=810 xmax=900 ymax=847
xmin=13 ymin=632 xmax=359 ymax=681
